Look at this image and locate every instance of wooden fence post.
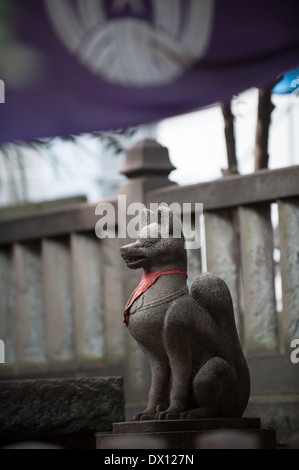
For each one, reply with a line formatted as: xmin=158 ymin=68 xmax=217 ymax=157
xmin=118 ymin=139 xmax=176 ymax=413
xmin=278 ymin=199 xmax=299 ymax=349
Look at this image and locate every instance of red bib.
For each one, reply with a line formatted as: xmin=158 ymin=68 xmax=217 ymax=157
xmin=123 ymin=269 xmax=188 ymax=327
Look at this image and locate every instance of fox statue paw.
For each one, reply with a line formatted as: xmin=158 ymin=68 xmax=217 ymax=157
xmin=155 ymin=410 xmax=181 ymax=420
xmin=131 ymin=411 xmax=156 ymax=421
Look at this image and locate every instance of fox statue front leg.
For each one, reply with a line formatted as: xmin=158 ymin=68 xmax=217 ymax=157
xmin=132 ymin=349 xmax=171 ymax=421
xmin=155 ymin=301 xmax=196 ymax=420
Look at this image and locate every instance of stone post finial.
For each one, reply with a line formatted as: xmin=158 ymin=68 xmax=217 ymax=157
xmin=118 ymin=139 xmax=176 ymax=205
xmin=120 ymin=139 xmax=176 ymax=178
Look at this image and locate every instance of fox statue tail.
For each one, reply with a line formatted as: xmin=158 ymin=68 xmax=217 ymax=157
xmin=191 ymin=272 xmax=250 ymax=416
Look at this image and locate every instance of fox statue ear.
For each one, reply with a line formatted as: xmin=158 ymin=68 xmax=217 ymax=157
xmin=141 ymin=208 xmax=155 ymax=228
xmin=157 ymin=206 xmax=173 ymax=228
xmin=157 ymin=206 xmax=182 ymax=239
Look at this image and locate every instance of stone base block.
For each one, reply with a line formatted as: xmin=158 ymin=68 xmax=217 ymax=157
xmin=96 ymin=418 xmax=277 ymax=449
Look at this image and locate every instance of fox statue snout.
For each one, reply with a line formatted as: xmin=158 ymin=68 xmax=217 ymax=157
xmin=121 ymin=206 xmax=250 ymax=421
xmin=120 ymin=242 xmax=149 ymax=270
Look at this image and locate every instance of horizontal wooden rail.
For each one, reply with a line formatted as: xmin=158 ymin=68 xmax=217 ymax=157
xmin=147 ymin=165 xmax=299 ymax=210
xmin=0 ymin=198 xmax=118 ymax=245
xmin=1 ymin=165 xmax=299 ymax=245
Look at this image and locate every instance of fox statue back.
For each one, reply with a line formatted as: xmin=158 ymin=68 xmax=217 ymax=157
xmin=120 ymin=206 xmax=250 ymax=421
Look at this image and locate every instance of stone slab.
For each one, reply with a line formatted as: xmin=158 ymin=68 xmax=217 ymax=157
xmin=0 ymin=198 xmax=118 ymax=245
xmin=147 ymin=165 xmax=299 ymax=211
xmin=278 ymin=199 xmax=299 ymax=346
xmin=42 ymin=238 xmax=74 ymax=367
xmin=113 ymin=417 xmax=261 ymax=434
xmin=0 ymin=377 xmax=125 ymax=443
xmin=205 ymin=209 xmax=241 ymax=336
xmin=96 ymin=426 xmax=276 ymax=450
xmin=71 ymin=233 xmax=105 ymax=364
xmin=247 ymin=354 xmax=299 ymax=394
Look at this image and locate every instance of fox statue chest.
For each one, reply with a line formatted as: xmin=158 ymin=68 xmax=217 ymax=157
xmin=126 ymin=275 xmax=189 ymax=348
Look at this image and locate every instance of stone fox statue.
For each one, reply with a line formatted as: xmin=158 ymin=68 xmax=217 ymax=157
xmin=120 ymin=206 xmax=250 ymax=421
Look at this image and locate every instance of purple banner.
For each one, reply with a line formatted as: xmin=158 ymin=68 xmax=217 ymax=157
xmin=1 ymin=0 xmax=299 ymax=142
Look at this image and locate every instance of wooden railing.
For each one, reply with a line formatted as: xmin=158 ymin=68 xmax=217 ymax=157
xmin=148 ymin=165 xmax=299 ymax=354
xmin=0 ymin=139 xmax=298 ymax=440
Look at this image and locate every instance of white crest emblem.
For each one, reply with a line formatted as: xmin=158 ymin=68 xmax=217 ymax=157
xmin=44 ymin=0 xmax=214 ymax=87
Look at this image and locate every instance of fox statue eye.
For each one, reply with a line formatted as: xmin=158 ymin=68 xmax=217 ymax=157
xmin=141 ymin=239 xmax=157 ymax=247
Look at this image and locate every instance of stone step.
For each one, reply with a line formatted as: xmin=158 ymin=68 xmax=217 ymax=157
xmin=113 ymin=417 xmax=261 ymax=433
xmin=96 ymin=418 xmax=277 ymax=449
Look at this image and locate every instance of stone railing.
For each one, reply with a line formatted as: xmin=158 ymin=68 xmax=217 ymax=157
xmin=148 ymin=162 xmax=299 ymax=354
xmin=0 ymin=139 xmax=298 ymax=442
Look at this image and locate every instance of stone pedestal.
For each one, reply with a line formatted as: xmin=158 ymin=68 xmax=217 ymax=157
xmin=96 ymin=418 xmax=277 ymax=449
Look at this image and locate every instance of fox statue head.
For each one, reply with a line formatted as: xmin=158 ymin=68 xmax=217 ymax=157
xmin=120 ymin=206 xmax=187 ymax=273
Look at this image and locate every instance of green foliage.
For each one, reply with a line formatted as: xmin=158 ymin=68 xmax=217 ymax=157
xmin=91 ymin=128 xmax=137 ymax=155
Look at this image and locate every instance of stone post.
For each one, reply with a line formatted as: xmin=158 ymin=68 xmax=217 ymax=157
xmin=118 ymin=139 xmax=176 ymax=418
xmin=118 ymin=139 xmax=176 ymax=206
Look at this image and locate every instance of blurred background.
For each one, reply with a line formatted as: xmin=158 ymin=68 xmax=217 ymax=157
xmin=1 ymin=88 xmax=298 ymax=209
xmin=1 ymin=0 xmax=299 ymax=449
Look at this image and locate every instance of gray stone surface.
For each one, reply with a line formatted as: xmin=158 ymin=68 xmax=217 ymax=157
xmin=0 ymin=377 xmax=125 ymax=440
xmin=195 ymin=429 xmax=264 ymax=449
xmin=147 ymin=164 xmax=299 ymax=211
xmin=0 ymin=249 xmax=15 ymax=371
xmin=119 ymin=139 xmax=176 ymax=207
xmin=113 ymin=417 xmax=261 ymax=434
xmin=42 ymin=238 xmax=74 ymax=367
xmin=247 ymin=353 xmax=299 ymax=394
xmin=239 ymin=205 xmax=278 ymax=353
xmin=0 ymin=197 xmax=114 ymax=245
xmin=245 ymin=394 xmax=299 ymax=445
xmin=102 ymin=237 xmax=127 ymax=365
xmin=278 ymin=199 xmax=299 ymax=346
xmin=97 ymin=429 xmax=276 ymax=449
xmin=71 ymin=233 xmax=104 ymax=365
xmin=13 ymin=242 xmax=46 ymax=371
xmin=120 ymin=206 xmax=250 ymax=421
xmin=120 ymin=139 xmax=176 ymax=178
xmin=97 ymin=433 xmax=168 ymax=449
xmin=205 ymin=209 xmax=242 ymax=337
xmin=97 ymin=419 xmax=277 ymax=449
